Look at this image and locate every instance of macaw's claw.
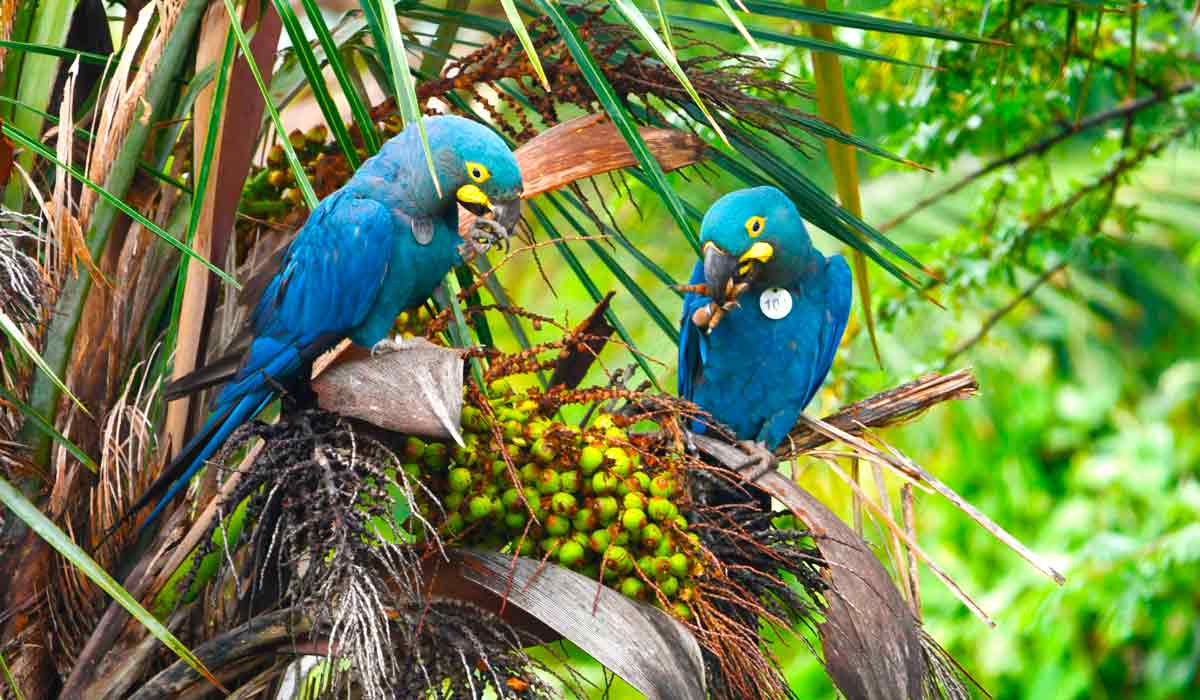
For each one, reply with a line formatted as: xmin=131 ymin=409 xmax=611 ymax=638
xmin=468 ymin=217 xmax=510 ymax=254
xmin=371 ymin=334 xmax=409 ymax=357
xmin=735 ymin=439 xmax=777 ymax=483
xmin=674 ymin=283 xmax=710 ymax=295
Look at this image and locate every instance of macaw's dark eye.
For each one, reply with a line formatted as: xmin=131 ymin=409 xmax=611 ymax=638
xmin=471 ymin=167 xmax=483 ymax=179
xmin=746 ymin=215 xmax=766 ymax=237
xmin=464 ymin=160 xmax=491 ymax=183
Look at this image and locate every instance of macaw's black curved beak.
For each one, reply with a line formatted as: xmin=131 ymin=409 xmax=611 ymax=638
xmin=704 ymin=243 xmax=740 ymax=306
xmin=491 ymin=198 xmax=523 ymax=237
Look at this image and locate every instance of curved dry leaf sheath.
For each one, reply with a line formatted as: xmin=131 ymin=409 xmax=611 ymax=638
xmin=459 ymin=550 xmax=708 ymax=700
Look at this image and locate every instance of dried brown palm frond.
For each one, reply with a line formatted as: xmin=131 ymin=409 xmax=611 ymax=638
xmin=0 ymin=208 xmax=48 ymax=328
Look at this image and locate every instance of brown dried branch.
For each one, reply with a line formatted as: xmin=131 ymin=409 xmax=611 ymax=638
xmin=778 ymin=368 xmax=980 ymax=456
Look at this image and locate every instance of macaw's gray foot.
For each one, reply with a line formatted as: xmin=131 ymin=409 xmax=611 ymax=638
xmin=736 ymin=440 xmax=777 ymax=483
xmin=464 ymin=217 xmax=510 ymax=257
xmin=370 ymin=334 xmax=409 ymax=357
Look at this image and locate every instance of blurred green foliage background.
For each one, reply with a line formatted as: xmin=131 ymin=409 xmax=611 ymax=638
xmin=498 ymin=2 xmax=1200 ymax=697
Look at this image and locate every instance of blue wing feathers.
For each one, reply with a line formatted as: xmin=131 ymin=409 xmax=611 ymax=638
xmin=800 ymin=254 xmax=852 ymax=410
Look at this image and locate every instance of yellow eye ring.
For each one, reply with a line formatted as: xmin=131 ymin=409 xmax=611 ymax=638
xmin=746 ymin=216 xmax=765 ymax=237
xmin=465 ymin=161 xmax=490 ymax=184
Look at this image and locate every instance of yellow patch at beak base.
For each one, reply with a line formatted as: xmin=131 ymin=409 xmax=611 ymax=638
xmin=457 ymin=184 xmax=491 ymax=208
xmin=739 ymin=241 xmax=774 ymax=264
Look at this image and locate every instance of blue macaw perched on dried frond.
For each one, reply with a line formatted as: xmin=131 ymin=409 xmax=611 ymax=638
xmin=120 ymin=115 xmax=523 ymax=534
xmin=678 ymin=186 xmax=852 ymax=474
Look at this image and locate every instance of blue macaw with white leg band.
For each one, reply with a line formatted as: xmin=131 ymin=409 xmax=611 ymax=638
xmin=678 ymin=186 xmax=852 ymax=475
xmin=118 ymin=115 xmax=523 ymax=534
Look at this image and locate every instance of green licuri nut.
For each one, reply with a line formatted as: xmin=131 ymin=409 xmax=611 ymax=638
xmin=633 ymin=471 xmax=651 ymax=491
xmin=404 ymin=436 xmax=427 ymax=461
xmin=540 ymin=537 xmax=562 ymax=554
xmin=588 ymin=529 xmax=612 ymax=553
xmin=605 ymin=447 xmax=632 ymax=477
xmin=492 ymin=459 xmax=509 ymax=478
xmin=550 ymin=492 xmax=577 ymax=516
xmin=523 ymin=489 xmax=545 ymax=517
xmin=537 ymin=469 xmax=561 ymax=495
xmin=649 ymin=475 xmax=674 ymax=498
xmin=503 ymin=421 xmax=523 ymax=441
xmin=517 ymin=537 xmax=536 ymax=556
xmin=592 ymin=414 xmax=615 ymax=431
xmin=573 ymin=508 xmax=597 ymax=532
xmin=622 ymin=508 xmax=647 ymax=532
xmin=647 ymin=496 xmax=677 ymax=522
xmin=672 ymin=603 xmax=693 ymax=621
xmin=444 ymin=512 xmax=465 ymax=535
xmin=652 ymin=556 xmax=673 ymax=580
xmin=636 ymin=555 xmax=654 ymax=574
xmin=655 ymin=535 xmax=675 ymax=558
xmin=545 ymin=514 xmax=571 ymax=537
xmin=488 ymin=377 xmax=513 ymax=397
xmin=669 ymin=552 xmax=690 ymax=578
xmin=467 ymin=495 xmax=496 ymax=522
xmin=461 ymin=405 xmax=487 ymax=432
xmin=623 ymin=492 xmax=647 ymax=511
xmin=517 ymin=398 xmax=538 ymax=414
xmin=578 ymin=445 xmax=604 ymax=474
xmin=519 ymin=462 xmax=540 ymax=484
xmin=526 ymin=419 xmax=548 ymax=440
xmin=501 ymin=488 xmax=523 ymax=511
xmin=614 ymin=531 xmax=630 ymax=546
xmin=423 ymin=443 xmax=449 ymax=469
xmin=444 ymin=492 xmax=465 ymax=512
xmin=641 ymin=523 xmax=664 ymax=551
xmin=594 ymin=496 xmax=619 ymax=523
xmin=570 ymin=531 xmax=590 ymax=549
xmin=674 ymin=515 xmax=689 ymax=530
xmin=288 ymin=129 xmax=308 ymax=150
xmin=558 ymin=540 xmax=586 ymax=568
xmin=450 ymin=444 xmax=476 ymax=467
xmin=659 ymin=576 xmax=679 ymax=598
xmin=558 ymin=470 xmax=580 ymax=494
xmin=504 ymin=511 xmax=527 ymax=530
xmin=605 ymin=545 xmax=633 ymax=574
xmin=401 ymin=463 xmax=421 ymax=480
xmin=448 ymin=468 xmax=473 ymax=494
xmin=604 ymin=426 xmax=627 ymax=442
xmin=591 ymin=471 xmax=618 ymax=495
xmin=531 ymin=438 xmax=556 ymax=463
xmin=619 ymin=577 xmax=646 ymax=599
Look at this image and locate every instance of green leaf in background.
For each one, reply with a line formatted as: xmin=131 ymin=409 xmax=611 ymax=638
xmin=373 ymin=0 xmax=442 ymax=196
xmin=0 ymin=122 xmax=239 ymax=288
xmin=272 ymin=0 xmax=361 ymax=168
xmin=712 ymin=0 xmax=769 ymax=62
xmin=610 ymin=0 xmax=729 ymax=144
xmin=499 ymin=0 xmax=551 ymax=90
xmin=0 ymin=308 xmax=89 ymax=415
xmin=0 ymin=386 xmax=97 ymax=472
xmin=0 ymin=476 xmax=224 ymax=693
xmin=299 ymin=0 xmax=381 ymax=154
xmin=537 ymin=0 xmax=700 ymax=252
xmin=221 ymin=0 xmax=319 ymax=210
xmin=0 ymin=651 xmax=23 ymax=700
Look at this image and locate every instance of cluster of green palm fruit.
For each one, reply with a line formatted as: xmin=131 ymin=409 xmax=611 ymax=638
xmin=401 ymin=379 xmax=702 ymax=620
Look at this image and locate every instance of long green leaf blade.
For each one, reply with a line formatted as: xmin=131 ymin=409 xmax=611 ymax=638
xmin=610 ymin=0 xmax=728 ymax=144
xmin=712 ymin=0 xmax=768 ymax=62
xmin=272 ymin=0 xmax=360 ymax=167
xmin=0 ymin=476 xmax=224 ymax=692
xmin=0 ymin=386 xmax=97 ymax=472
xmin=374 ymin=0 xmax=442 ymax=196
xmin=300 ymin=0 xmax=381 ymax=154
xmin=499 ymin=0 xmax=551 ymax=89
xmin=1 ymin=123 xmax=238 ymax=288
xmin=1 ymin=308 xmax=89 ymax=415
xmin=0 ymin=651 xmax=24 ymax=700
xmin=537 ymin=0 xmax=700 ymax=252
xmin=221 ymin=0 xmax=319 ymax=210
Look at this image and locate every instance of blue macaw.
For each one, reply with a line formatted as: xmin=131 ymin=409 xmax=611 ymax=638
xmin=678 ymin=186 xmax=851 ymax=469
xmin=123 ymin=115 xmax=523 ymax=532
